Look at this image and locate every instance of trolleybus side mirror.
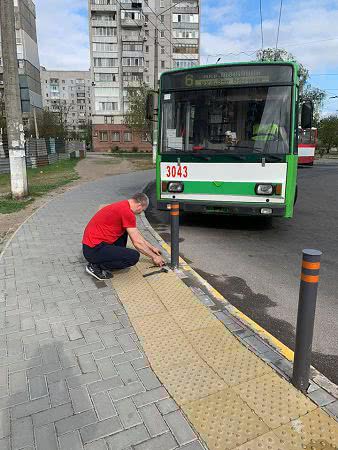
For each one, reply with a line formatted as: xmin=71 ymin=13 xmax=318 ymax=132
xmin=301 ymin=101 xmax=313 ymax=129
xmin=146 ymin=92 xmax=155 ymax=121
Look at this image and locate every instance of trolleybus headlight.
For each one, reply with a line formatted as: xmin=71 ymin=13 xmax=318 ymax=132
xmin=261 ymin=208 xmax=273 ymax=215
xmin=255 ymin=184 xmax=274 ymax=195
xmin=168 ymin=182 xmax=184 ymax=193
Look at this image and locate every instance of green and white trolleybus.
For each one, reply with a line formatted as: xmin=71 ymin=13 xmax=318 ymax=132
xmin=154 ymin=62 xmax=312 ymax=218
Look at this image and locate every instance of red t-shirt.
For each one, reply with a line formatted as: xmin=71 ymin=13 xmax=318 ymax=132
xmin=82 ymin=200 xmax=136 ymax=247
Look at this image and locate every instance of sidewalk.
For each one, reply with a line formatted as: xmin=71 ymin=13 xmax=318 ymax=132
xmin=0 ymin=170 xmax=337 ymax=450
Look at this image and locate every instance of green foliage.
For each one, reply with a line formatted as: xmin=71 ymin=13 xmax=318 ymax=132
xmin=31 ymin=108 xmax=64 ymax=139
xmin=318 ymin=115 xmax=338 ymax=156
xmin=255 ymin=48 xmax=326 ymax=120
xmin=124 ymin=83 xmax=153 ymax=143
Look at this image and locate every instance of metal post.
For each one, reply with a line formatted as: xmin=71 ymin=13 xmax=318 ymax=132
xmin=292 ymin=249 xmax=322 ymax=392
xmin=152 ymin=20 xmax=159 ymax=165
xmin=0 ymin=0 xmax=28 ymax=198
xmin=170 ymin=202 xmax=180 ymax=269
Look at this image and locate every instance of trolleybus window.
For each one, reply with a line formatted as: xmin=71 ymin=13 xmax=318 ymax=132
xmin=161 ymin=86 xmax=291 ymax=155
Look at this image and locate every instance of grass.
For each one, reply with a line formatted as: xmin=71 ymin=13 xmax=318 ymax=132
xmin=103 ymin=152 xmax=152 ymax=159
xmin=0 ymin=159 xmax=80 ymax=214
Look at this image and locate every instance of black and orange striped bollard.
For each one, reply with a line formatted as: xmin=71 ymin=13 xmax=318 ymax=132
xmin=170 ymin=202 xmax=180 ymax=269
xmin=292 ymin=249 xmax=322 ymax=392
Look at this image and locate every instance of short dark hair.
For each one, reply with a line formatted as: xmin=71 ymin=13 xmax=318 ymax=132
xmin=132 ymin=193 xmax=149 ymax=209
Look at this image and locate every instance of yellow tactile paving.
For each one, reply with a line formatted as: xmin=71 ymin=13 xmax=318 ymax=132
xmin=169 ymin=305 xmax=221 ymax=333
xmin=111 ymin=257 xmax=338 ymax=450
xmin=274 ymin=409 xmax=338 ymax=449
xmin=132 ymin=312 xmax=182 ymax=341
xmin=186 ymin=325 xmax=243 ymax=359
xmin=184 ymin=388 xmax=270 ymax=450
xmin=211 ymin=345 xmax=273 ymax=385
xmin=233 ymin=431 xmax=291 ymax=450
xmin=142 ymin=333 xmax=203 ymax=371
xmin=158 ymin=362 xmax=227 ymax=405
xmin=234 ymin=373 xmax=317 ymax=429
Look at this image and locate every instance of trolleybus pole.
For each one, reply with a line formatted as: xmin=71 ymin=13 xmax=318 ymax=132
xmin=170 ymin=202 xmax=180 ymax=269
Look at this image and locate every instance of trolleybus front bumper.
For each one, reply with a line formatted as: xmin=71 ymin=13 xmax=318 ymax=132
xmin=157 ymin=201 xmax=286 ymax=217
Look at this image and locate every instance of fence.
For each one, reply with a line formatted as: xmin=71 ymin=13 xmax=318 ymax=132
xmin=0 ymin=138 xmax=86 ymax=174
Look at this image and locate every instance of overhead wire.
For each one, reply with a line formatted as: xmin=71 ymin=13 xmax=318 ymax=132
xmin=259 ymin=0 xmax=264 ymax=50
xmin=275 ymin=0 xmax=283 ymax=50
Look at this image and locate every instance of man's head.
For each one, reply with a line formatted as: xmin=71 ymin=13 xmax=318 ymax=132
xmin=129 ymin=193 xmax=149 ymax=215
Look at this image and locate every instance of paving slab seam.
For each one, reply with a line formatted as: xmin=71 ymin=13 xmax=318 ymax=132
xmin=139 ymin=212 xmax=338 ymax=422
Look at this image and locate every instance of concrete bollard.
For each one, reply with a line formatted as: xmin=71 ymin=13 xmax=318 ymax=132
xmin=292 ymin=249 xmax=322 ymax=392
xmin=170 ymin=202 xmax=180 ymax=269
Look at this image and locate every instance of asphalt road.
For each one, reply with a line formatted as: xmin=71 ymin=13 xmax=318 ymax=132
xmin=145 ymin=162 xmax=338 ymax=385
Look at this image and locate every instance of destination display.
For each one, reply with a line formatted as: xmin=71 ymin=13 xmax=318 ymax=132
xmin=161 ymin=64 xmax=294 ymax=91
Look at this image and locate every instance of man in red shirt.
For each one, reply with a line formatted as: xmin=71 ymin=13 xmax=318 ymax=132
xmin=83 ymin=193 xmax=165 ymax=280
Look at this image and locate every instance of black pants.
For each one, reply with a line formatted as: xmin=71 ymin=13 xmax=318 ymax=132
xmin=83 ymin=232 xmax=140 ymax=270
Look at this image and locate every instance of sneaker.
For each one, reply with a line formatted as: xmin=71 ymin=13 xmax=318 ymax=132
xmin=86 ymin=264 xmax=112 ymax=281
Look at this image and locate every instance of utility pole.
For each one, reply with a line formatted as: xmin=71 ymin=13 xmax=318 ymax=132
xmin=152 ymin=18 xmax=159 ymax=164
xmin=0 ymin=0 xmax=28 ymax=198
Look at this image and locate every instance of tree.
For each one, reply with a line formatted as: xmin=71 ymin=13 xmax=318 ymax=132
xmin=318 ymin=115 xmax=338 ymax=157
xmin=30 ymin=108 xmax=63 ymax=139
xmin=124 ymin=82 xmax=153 ymax=144
xmin=255 ymin=48 xmax=326 ymax=120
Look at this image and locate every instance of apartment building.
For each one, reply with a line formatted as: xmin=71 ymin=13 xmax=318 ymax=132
xmin=89 ymin=0 xmax=200 ymax=152
xmin=0 ymin=0 xmax=42 ymax=136
xmin=40 ymin=68 xmax=92 ymax=136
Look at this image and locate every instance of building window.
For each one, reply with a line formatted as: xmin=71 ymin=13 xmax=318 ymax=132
xmin=144 ymin=14 xmax=148 ymax=22
xmin=62 ymin=80 xmax=65 ymax=83
xmin=96 ymin=102 xmax=118 ymax=111
xmin=141 ymin=132 xmax=149 ymax=142
xmin=94 ymin=57 xmax=118 ymax=67
xmin=161 ymin=46 xmax=164 ymax=54
xmin=161 ymin=60 xmax=165 ymax=68
xmin=145 ymin=30 xmax=149 ymax=36
xmin=145 ymin=45 xmax=149 ymax=53
xmin=94 ymin=73 xmax=117 ymax=82
xmin=122 ymin=57 xmax=144 ymax=67
xmin=160 ymin=15 xmax=164 ymax=23
xmin=99 ymin=131 xmax=108 ymax=142
xmin=174 ymin=59 xmax=199 ymax=68
xmin=173 ymin=44 xmax=199 ymax=54
xmin=122 ymin=43 xmax=143 ymax=52
xmin=112 ymin=132 xmax=120 ymax=142
xmin=104 ymin=116 xmax=114 ymax=124
xmin=160 ymin=0 xmax=165 ymax=6
xmin=92 ymin=27 xmax=117 ymax=37
xmin=160 ymin=30 xmax=164 ymax=37
xmin=124 ymin=131 xmax=132 ymax=142
xmin=93 ymin=42 xmax=118 ymax=52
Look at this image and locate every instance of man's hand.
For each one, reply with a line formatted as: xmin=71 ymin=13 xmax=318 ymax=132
xmin=152 ymin=254 xmax=165 ymax=267
xmin=151 ymin=246 xmax=162 ymax=256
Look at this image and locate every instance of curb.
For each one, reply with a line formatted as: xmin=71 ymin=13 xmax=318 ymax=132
xmin=140 ymin=212 xmax=338 ymax=421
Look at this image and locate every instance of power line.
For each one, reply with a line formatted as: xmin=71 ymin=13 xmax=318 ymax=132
xmin=259 ymin=0 xmax=264 ymax=50
xmin=275 ymin=0 xmax=283 ymax=50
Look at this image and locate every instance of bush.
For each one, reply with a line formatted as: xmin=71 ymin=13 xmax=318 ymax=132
xmin=132 ymin=146 xmax=138 ymax=152
xmin=111 ymin=145 xmax=119 ymax=153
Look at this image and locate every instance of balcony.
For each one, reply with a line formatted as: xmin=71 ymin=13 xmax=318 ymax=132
xmin=122 ymin=50 xmax=144 ymax=58
xmin=91 ymin=19 xmax=117 ymax=27
xmin=90 ymin=4 xmax=117 ymax=12
xmin=121 ymin=17 xmax=143 ymax=27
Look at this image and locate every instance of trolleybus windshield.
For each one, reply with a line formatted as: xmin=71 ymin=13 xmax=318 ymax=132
xmin=161 ymin=85 xmax=292 ymax=155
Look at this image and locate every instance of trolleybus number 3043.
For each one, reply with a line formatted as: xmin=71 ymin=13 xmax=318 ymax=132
xmin=166 ymin=165 xmax=188 ymax=178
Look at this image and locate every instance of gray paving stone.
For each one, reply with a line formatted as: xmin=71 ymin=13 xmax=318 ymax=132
xmin=109 ymin=381 xmax=145 ymax=401
xmin=55 ymin=410 xmax=98 ymax=435
xmin=88 ymin=376 xmax=124 ymax=395
xmin=99 ymin=332 xmax=118 ymax=348
xmin=84 ymin=439 xmax=108 ymax=450
xmin=49 ymin=379 xmax=71 ymax=407
xmin=133 ymin=432 xmax=178 ymax=450
xmin=59 ymin=430 xmax=83 ymax=450
xmin=116 ymin=334 xmax=138 ymax=352
xmin=33 ymin=403 xmax=74 ymax=427
xmin=140 ymin=403 xmax=169 ymax=437
xmin=308 ymin=388 xmax=336 ymax=407
xmin=67 ymin=372 xmax=101 ymax=389
xmin=111 ymin=350 xmax=143 ymax=365
xmin=105 ymin=424 xmax=149 ymax=450
xmin=115 ymin=397 xmax=142 ymax=428
xmin=9 ymin=370 xmax=27 ymax=395
xmin=11 ymin=417 xmax=34 ymax=449
xmin=66 ymin=325 xmax=83 ymax=341
xmin=137 ymin=368 xmax=161 ymax=390
xmin=0 ymin=437 xmax=10 ymax=450
xmin=93 ymin=346 xmax=124 ymax=360
xmin=116 ymin=362 xmax=139 ymax=385
xmin=29 ymin=375 xmax=48 ymax=400
xmin=0 ymin=409 xmax=10 ymax=439
xmin=75 ymin=342 xmax=104 ymax=357
xmin=91 ymin=391 xmax=117 ymax=420
xmin=78 ymin=354 xmax=98 ymax=374
xmin=131 ymin=357 xmax=149 ymax=371
xmin=80 ymin=416 xmax=123 ymax=444
xmin=324 ymin=400 xmax=338 ymax=419
xmin=164 ymin=411 xmax=197 ymax=445
xmin=179 ymin=442 xmax=205 ymax=450
xmin=11 ymin=396 xmax=50 ymax=419
xmin=96 ymin=358 xmax=118 ymax=379
xmin=70 ymin=387 xmax=93 ymax=413
xmin=133 ymin=387 xmax=169 ymax=408
xmin=35 ymin=424 xmax=58 ymax=450
xmin=47 ymin=366 xmax=82 ymax=384
xmin=156 ymin=399 xmax=179 ymax=415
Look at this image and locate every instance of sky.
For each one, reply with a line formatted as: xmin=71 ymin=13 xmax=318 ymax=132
xmin=35 ymin=0 xmax=338 ymax=115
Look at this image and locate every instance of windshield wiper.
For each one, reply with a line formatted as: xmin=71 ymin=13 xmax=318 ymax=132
xmin=191 ymin=153 xmax=211 ymax=161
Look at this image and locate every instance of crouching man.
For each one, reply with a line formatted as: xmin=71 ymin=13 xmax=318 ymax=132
xmin=82 ymin=193 xmax=165 ymax=281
